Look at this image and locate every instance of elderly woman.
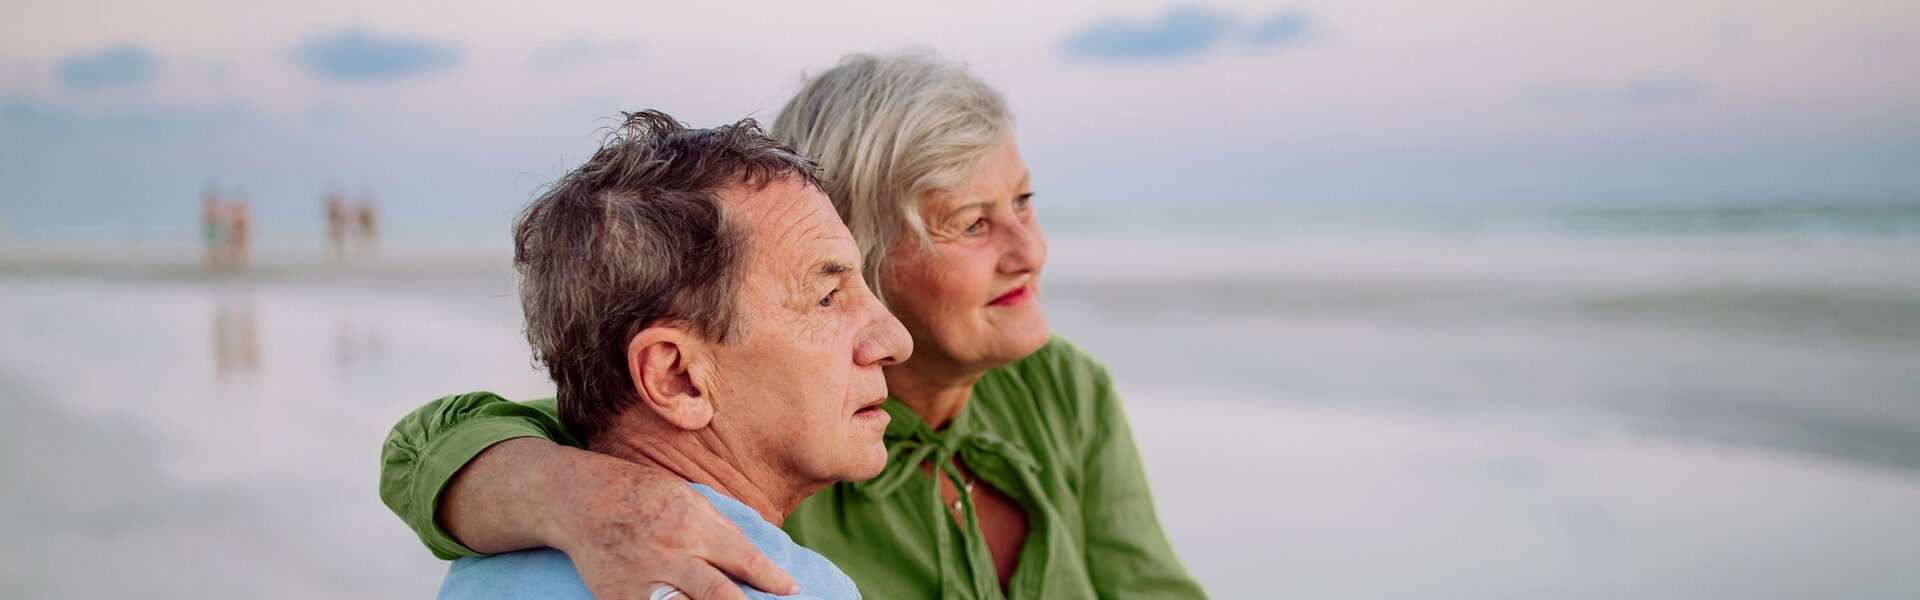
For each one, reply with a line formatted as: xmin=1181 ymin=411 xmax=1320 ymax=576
xmin=379 ymin=54 xmax=1205 ymax=600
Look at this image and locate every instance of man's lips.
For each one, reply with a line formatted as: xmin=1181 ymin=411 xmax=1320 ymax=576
xmin=854 ymin=395 xmax=887 ymax=416
xmin=988 ymin=285 xmax=1031 ymax=307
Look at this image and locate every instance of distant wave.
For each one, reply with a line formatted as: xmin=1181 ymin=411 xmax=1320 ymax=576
xmin=1039 ymin=198 xmax=1920 ymax=239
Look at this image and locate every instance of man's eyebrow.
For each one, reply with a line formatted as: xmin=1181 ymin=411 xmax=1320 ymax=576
xmin=807 ymin=259 xmax=853 ymax=282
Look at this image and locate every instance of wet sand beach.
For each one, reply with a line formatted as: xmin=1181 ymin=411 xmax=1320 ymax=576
xmin=3 ymin=235 xmax=1918 ymax=598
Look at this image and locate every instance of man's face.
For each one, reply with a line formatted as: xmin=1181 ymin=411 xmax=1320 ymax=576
xmin=703 ymin=177 xmax=911 ymax=488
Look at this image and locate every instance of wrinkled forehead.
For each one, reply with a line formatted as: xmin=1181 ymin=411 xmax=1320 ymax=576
xmin=714 ymin=177 xmax=854 ymax=283
xmin=716 ymin=172 xmax=812 ymax=216
xmin=716 ymin=176 xmax=841 ymax=241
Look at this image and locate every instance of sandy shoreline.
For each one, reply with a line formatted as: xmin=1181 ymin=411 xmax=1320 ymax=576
xmin=5 ymin=235 xmax=1919 ymax=598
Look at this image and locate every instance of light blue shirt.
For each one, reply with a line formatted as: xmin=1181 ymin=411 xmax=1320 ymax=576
xmin=437 ymin=483 xmax=862 ymax=599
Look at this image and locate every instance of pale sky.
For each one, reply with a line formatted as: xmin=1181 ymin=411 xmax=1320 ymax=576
xmin=2 ymin=0 xmax=1917 ymax=240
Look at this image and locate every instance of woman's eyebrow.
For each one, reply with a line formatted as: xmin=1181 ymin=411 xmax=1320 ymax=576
xmin=940 ymin=200 xmax=993 ymax=222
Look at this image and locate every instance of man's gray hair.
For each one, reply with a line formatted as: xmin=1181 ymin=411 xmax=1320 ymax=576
xmin=772 ymin=53 xmax=1012 ymax=303
xmin=515 ymin=110 xmax=820 ymax=443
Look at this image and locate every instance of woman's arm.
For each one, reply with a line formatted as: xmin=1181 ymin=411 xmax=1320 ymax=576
xmin=1080 ymin=384 xmax=1209 ymax=598
xmin=379 ymin=392 xmax=797 ymax=600
xmin=1040 ymin=342 xmax=1206 ymax=599
xmin=379 ymin=393 xmax=576 ymax=558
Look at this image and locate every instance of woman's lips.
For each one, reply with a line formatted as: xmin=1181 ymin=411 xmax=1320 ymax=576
xmin=988 ymin=285 xmax=1031 ymax=307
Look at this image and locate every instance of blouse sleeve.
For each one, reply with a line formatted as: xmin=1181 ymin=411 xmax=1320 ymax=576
xmin=1054 ymin=340 xmax=1209 ymax=598
xmin=378 ymin=392 xmax=574 ymax=560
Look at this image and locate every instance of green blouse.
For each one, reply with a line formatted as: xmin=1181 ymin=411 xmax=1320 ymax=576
xmin=380 ymin=336 xmax=1206 ymax=599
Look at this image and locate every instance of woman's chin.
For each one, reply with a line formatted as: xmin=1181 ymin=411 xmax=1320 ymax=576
xmin=988 ymin=308 xmax=1051 ymax=364
xmin=922 ymin=306 xmax=1052 ymax=371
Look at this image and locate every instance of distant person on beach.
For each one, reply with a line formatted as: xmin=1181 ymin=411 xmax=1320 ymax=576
xmin=227 ymin=189 xmax=252 ymax=270
xmin=434 ymin=111 xmax=906 ymax=600
xmin=213 ymin=299 xmax=260 ymax=381
xmin=325 ymin=187 xmax=349 ymax=261
xmin=355 ymin=192 xmax=379 ymax=259
xmin=201 ymin=183 xmax=228 ymax=271
xmin=380 ymin=55 xmax=1204 ymax=600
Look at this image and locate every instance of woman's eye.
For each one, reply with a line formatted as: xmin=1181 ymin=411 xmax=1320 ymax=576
xmin=964 ymin=219 xmax=987 ymax=236
xmin=818 ymin=289 xmax=838 ymax=308
xmin=1014 ymin=193 xmax=1033 ymax=210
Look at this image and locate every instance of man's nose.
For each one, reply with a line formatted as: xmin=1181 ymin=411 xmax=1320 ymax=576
xmin=856 ymin=297 xmax=912 ymax=368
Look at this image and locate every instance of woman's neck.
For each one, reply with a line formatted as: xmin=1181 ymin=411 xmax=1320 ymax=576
xmin=884 ymin=356 xmax=982 ymax=431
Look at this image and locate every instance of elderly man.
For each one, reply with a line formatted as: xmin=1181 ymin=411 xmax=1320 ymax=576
xmin=435 ymin=110 xmax=910 ymax=599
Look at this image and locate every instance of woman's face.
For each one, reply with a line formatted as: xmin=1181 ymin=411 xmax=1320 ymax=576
xmin=882 ymin=135 xmax=1050 ymax=377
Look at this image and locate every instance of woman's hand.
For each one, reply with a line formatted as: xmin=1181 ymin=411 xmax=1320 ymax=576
xmin=442 ymin=438 xmax=800 ymax=600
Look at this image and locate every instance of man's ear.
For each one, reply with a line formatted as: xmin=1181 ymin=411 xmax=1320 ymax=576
xmin=627 ymin=326 xmax=714 ymax=431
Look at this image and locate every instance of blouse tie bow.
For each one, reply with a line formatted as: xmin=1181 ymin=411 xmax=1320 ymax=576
xmin=850 ymin=400 xmax=1044 ymax=599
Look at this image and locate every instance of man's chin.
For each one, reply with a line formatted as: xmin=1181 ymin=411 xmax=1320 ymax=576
xmin=846 ymin=443 xmax=889 ymax=482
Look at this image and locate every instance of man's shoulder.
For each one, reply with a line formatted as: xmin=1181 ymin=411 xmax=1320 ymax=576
xmin=438 ymin=548 xmax=592 ymax=600
xmin=438 ymin=546 xmax=805 ymax=599
xmin=436 ymin=485 xmax=860 ymax=600
xmin=689 ymin=484 xmax=864 ymax=599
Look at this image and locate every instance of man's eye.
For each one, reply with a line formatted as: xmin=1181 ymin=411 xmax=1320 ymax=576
xmin=818 ymin=289 xmax=838 ymax=307
xmin=1014 ymin=193 xmax=1033 ymax=210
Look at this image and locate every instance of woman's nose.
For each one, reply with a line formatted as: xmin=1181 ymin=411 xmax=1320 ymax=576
xmin=997 ymin=216 xmax=1046 ymax=275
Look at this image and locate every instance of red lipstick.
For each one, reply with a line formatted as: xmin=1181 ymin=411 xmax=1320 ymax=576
xmin=988 ymin=285 xmax=1031 ymax=307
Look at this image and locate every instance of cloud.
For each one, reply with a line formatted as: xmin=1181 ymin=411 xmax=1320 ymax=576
xmin=528 ymin=39 xmax=642 ymax=73
xmin=1063 ymin=6 xmax=1235 ymax=60
xmin=2 ymin=96 xmax=240 ymax=138
xmin=293 ymin=28 xmax=460 ymax=82
xmin=3 ymin=97 xmax=81 ymax=136
xmin=1527 ymin=76 xmax=1703 ymax=107
xmin=1248 ymin=11 xmax=1309 ymax=46
xmin=59 ymin=45 xmax=159 ymax=88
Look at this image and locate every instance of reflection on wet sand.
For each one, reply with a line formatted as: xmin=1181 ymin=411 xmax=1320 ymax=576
xmin=2 ymin=237 xmax=1918 ymax=598
xmin=212 ymin=298 xmax=259 ymax=382
xmin=334 ymin=318 xmax=386 ymax=370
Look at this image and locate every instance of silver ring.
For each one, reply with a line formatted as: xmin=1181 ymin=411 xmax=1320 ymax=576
xmin=649 ymin=585 xmax=685 ymax=600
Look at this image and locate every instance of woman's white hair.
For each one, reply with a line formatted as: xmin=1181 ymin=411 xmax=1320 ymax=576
xmin=771 ymin=52 xmax=1011 ymax=303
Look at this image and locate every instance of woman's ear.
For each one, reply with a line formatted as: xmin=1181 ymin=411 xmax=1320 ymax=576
xmin=627 ymin=326 xmax=714 ymax=430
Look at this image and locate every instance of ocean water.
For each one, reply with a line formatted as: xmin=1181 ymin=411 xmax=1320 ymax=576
xmin=2 ymin=226 xmax=1918 ymax=598
xmin=1041 ymin=236 xmax=1920 ymax=598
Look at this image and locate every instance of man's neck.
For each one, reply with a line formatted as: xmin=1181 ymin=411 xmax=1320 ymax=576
xmin=591 ymin=426 xmax=809 ymax=527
